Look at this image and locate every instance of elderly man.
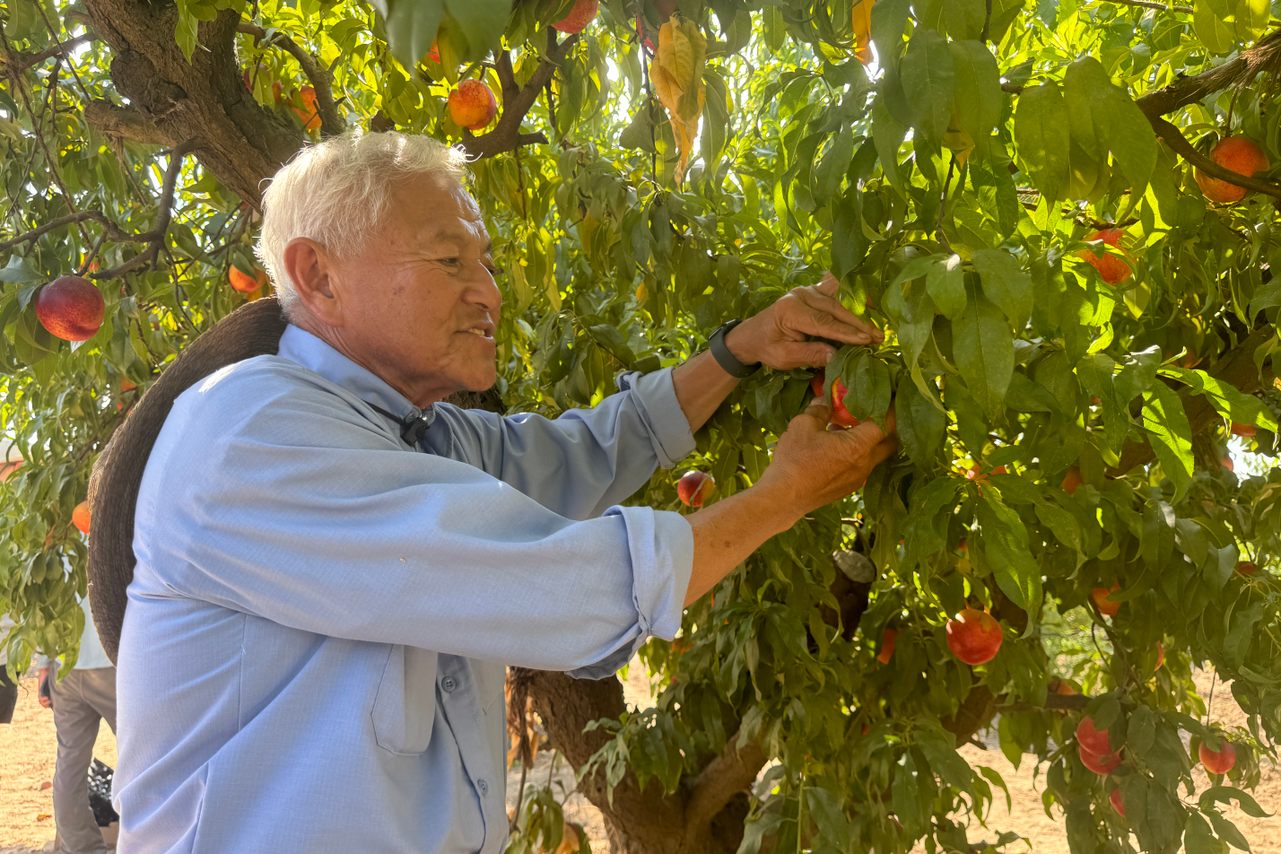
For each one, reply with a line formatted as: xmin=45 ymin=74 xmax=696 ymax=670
xmin=112 ymin=131 xmax=896 ymax=852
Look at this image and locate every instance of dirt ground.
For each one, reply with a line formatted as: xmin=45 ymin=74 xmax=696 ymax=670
xmin=2 ymin=668 xmax=1277 ymax=852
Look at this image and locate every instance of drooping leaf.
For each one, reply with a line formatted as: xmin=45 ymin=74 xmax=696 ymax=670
xmin=953 ymin=294 xmax=1015 ymax=419
xmin=650 ymin=17 xmax=708 ymax=184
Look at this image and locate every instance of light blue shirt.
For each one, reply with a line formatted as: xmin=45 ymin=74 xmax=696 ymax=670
xmin=113 ymin=324 xmax=696 ymax=853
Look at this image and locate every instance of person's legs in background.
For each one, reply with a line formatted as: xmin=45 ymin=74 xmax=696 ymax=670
xmin=51 ymin=668 xmax=114 ymax=854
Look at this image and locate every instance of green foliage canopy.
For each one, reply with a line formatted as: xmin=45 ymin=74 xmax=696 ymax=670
xmin=2 ymin=0 xmax=1280 ymax=850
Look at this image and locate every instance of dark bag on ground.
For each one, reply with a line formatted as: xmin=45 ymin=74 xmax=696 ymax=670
xmin=88 ymin=758 xmax=119 ymax=827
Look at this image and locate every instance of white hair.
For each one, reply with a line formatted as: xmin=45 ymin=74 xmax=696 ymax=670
xmin=255 ymin=131 xmax=470 ymax=317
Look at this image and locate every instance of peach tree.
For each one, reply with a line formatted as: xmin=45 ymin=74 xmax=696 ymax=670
xmin=1 ymin=0 xmax=1280 ymax=851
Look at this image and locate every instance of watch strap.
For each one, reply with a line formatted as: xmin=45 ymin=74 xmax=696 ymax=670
xmin=708 ymin=319 xmax=760 ymax=379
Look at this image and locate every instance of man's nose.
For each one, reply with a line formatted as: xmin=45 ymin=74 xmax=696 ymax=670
xmin=469 ymin=263 xmax=503 ymax=317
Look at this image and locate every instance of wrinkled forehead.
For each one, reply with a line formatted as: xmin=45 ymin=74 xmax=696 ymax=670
xmin=377 ymin=173 xmax=490 ymax=251
xmin=405 ymin=175 xmax=487 ymax=236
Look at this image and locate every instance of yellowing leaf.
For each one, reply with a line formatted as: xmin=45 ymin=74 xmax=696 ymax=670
xmin=852 ymin=0 xmax=874 ymax=64
xmin=650 ymin=17 xmax=706 ymax=183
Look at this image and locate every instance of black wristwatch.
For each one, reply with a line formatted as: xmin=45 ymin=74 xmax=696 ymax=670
xmin=707 ymin=319 xmax=760 ymax=379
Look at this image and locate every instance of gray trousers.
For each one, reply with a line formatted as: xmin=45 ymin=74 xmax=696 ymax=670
xmin=50 ymin=666 xmax=117 ymax=854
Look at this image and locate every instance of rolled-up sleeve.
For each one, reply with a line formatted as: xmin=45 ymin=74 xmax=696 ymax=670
xmin=134 ymin=364 xmax=694 ymax=674
xmin=429 ymin=368 xmax=695 ymax=519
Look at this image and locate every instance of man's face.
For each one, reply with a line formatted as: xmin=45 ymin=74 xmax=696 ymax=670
xmin=327 ymin=174 xmax=502 ymax=407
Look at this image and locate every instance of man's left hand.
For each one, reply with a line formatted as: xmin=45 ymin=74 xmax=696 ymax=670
xmin=726 ymin=272 xmax=884 ymax=371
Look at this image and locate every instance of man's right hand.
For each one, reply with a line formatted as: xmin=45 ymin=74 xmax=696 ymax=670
xmin=757 ymin=399 xmax=899 ymax=517
xmin=681 ymin=396 xmax=898 ymax=605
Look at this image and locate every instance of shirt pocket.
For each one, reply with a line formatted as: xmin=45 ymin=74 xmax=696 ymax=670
xmin=371 ymin=645 xmax=437 ymax=756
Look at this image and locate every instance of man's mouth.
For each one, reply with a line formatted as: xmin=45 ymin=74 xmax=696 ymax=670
xmin=462 ymin=325 xmax=494 ymax=339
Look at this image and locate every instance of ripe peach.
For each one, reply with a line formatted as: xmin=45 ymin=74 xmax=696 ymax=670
xmin=448 ymin=80 xmax=498 ymax=131
xmin=1196 ymin=136 xmax=1270 ymax=204
xmin=35 ymin=275 xmax=105 ymax=341
xmin=1090 ymin=585 xmax=1122 ymax=617
xmin=71 ymin=500 xmax=91 ymax=536
xmin=1230 ymin=422 xmax=1257 ymax=438
xmin=1199 ymin=739 xmax=1237 ymax=775
xmin=1079 ymin=228 xmax=1132 ymax=286
xmin=1076 ymin=716 xmax=1115 ymax=756
xmin=676 ymin=470 xmax=715 ymax=507
xmin=945 ymin=608 xmax=1003 ymax=666
xmin=1050 ymin=678 xmax=1078 ymax=696
xmin=810 ymin=371 xmax=860 ymax=428
xmin=1079 ymin=743 xmax=1123 ymax=774
xmin=552 ymin=0 xmax=599 ymax=34
xmin=1061 ymin=466 xmax=1083 ymax=495
xmin=291 ymin=86 xmax=321 ymax=132
xmin=1109 ymin=787 xmax=1126 ymax=818
xmin=1236 ymin=561 xmax=1258 ymax=577
xmin=229 ymin=265 xmax=267 ymax=294
xmin=877 ymin=628 xmax=897 ymax=664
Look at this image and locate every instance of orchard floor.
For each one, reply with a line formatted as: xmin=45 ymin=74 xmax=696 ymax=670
xmin=2 ymin=668 xmax=1277 ymax=853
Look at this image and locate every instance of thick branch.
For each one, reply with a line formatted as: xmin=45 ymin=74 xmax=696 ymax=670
xmin=681 ymin=732 xmax=767 ymax=844
xmin=236 ymin=21 xmax=341 ymax=135
xmin=1136 ymin=29 xmax=1281 ymax=117
xmin=459 ymin=29 xmax=579 ymax=160
xmin=84 ymin=100 xmax=173 ymax=146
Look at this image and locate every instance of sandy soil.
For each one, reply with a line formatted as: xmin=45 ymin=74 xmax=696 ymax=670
xmin=3 ymin=669 xmax=1277 ymax=852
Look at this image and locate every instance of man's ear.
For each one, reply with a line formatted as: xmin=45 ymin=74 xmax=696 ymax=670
xmin=284 ymin=238 xmax=343 ymax=325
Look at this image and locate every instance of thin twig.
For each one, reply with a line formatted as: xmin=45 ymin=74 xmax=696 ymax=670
xmin=95 ymin=142 xmax=198 ymax=279
xmin=1100 ymin=0 xmax=1193 ymax=12
xmin=6 ymin=33 xmax=92 ymax=73
xmin=0 ymin=211 xmax=132 ymax=253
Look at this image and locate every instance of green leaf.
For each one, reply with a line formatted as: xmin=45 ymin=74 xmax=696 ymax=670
xmin=1163 ymin=367 xmax=1278 ymax=432
xmin=899 ymin=28 xmax=954 ymax=142
xmin=953 ymin=294 xmax=1014 ymax=419
xmin=371 ymin=0 xmax=446 ymax=68
xmin=1200 ymin=786 xmax=1274 ymax=819
xmin=1185 ymin=812 xmax=1229 ymax=854
xmin=1013 ymin=83 xmax=1070 ymax=202
xmin=1208 ymin=812 xmax=1251 ymax=851
xmin=898 ymin=376 xmax=948 ymax=468
xmin=948 ymin=40 xmax=1002 ymax=143
xmin=443 ymin=0 xmax=512 ymax=59
xmin=846 ymin=351 xmax=892 ymax=426
xmin=805 ymin=787 xmax=853 ymax=841
xmin=1141 ymin=384 xmax=1194 ymax=501
xmin=978 ymin=495 xmax=1042 ymax=618
xmin=1063 ymin=58 xmax=1104 ymax=158
xmin=926 ymin=254 xmax=966 ymax=319
xmin=871 ymin=96 xmax=908 ymax=193
xmin=972 ymin=249 xmax=1032 ymax=330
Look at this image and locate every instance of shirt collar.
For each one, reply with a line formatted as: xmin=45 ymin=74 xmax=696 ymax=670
xmin=277 ymin=324 xmax=436 ymax=428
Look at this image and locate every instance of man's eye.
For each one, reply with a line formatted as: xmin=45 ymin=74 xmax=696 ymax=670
xmin=438 ymin=258 xmax=461 ymax=267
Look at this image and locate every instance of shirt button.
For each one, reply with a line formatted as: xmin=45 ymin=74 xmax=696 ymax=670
xmin=441 ymin=677 xmax=457 ymax=693
xmin=476 ymin=779 xmax=489 ymax=796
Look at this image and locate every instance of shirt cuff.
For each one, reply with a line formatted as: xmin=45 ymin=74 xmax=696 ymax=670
xmin=616 ymin=368 xmax=696 ymax=469
xmin=568 ymin=506 xmax=694 ymax=680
